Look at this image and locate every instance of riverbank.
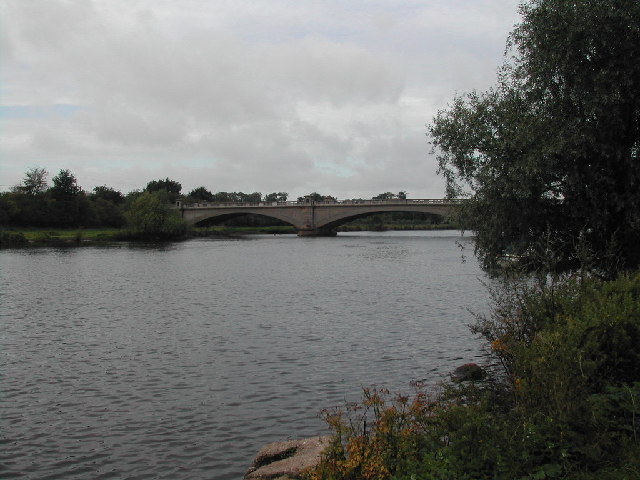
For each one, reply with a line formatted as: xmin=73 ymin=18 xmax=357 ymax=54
xmin=306 ymin=272 xmax=640 ymax=480
xmin=0 ymin=224 xmax=458 ymax=247
xmin=0 ymin=226 xmax=293 ymax=247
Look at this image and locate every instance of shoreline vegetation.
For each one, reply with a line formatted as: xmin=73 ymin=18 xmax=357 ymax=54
xmin=0 ymin=223 xmax=459 ymax=248
xmin=306 ymin=272 xmax=640 ymax=480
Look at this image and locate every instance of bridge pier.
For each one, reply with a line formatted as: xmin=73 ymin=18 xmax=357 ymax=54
xmin=296 ymin=226 xmax=337 ymax=237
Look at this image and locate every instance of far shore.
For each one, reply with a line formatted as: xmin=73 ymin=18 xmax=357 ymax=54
xmin=0 ymin=223 xmax=459 ymax=248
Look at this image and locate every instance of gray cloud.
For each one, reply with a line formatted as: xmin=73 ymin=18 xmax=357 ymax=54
xmin=0 ymin=0 xmax=520 ymax=198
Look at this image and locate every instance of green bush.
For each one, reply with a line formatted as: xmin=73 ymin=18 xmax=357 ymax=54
xmin=124 ymin=191 xmax=187 ymax=239
xmin=312 ymin=273 xmax=640 ymax=480
xmin=0 ymin=230 xmax=28 ymax=247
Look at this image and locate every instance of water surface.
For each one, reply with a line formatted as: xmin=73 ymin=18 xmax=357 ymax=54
xmin=1 ymin=231 xmax=487 ymax=479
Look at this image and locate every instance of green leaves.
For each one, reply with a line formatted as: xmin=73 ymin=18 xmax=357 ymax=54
xmin=314 ymin=272 xmax=640 ymax=479
xmin=124 ymin=191 xmax=186 ymax=239
xmin=429 ymin=0 xmax=640 ymax=276
xmin=21 ymin=167 xmax=48 ymax=195
xmin=50 ymin=169 xmax=82 ymax=200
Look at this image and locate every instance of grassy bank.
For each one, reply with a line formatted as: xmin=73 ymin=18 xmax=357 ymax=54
xmin=0 ymin=228 xmax=124 ymax=247
xmin=1 ymin=224 xmax=460 ymax=247
xmin=22 ymin=228 xmax=123 ymax=241
xmin=0 ymin=226 xmax=253 ymax=246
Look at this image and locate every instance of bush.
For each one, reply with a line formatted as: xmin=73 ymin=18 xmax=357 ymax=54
xmin=124 ymin=191 xmax=187 ymax=239
xmin=0 ymin=230 xmax=28 ymax=247
xmin=312 ymin=273 xmax=640 ymax=480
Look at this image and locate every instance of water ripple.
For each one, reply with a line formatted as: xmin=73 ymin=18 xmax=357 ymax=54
xmin=1 ymin=232 xmax=487 ymax=479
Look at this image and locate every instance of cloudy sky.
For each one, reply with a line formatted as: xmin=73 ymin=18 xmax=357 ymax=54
xmin=0 ymin=0 xmax=521 ymax=199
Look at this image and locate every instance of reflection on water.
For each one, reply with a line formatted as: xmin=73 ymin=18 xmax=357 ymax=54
xmin=1 ymin=231 xmax=487 ymax=479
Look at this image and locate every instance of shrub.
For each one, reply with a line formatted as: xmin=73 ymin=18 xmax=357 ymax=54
xmin=312 ymin=272 xmax=640 ymax=479
xmin=124 ymin=191 xmax=187 ymax=239
xmin=0 ymin=230 xmax=28 ymax=247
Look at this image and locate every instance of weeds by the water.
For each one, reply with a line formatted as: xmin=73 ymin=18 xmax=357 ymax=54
xmin=311 ymin=272 xmax=640 ymax=480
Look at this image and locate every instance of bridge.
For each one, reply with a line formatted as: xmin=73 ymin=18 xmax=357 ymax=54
xmin=176 ymin=198 xmax=461 ymax=236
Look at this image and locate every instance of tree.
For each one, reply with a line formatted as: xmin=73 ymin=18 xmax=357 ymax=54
xmin=373 ymin=192 xmax=398 ymax=200
xmin=145 ymin=178 xmax=182 ymax=203
xmin=429 ymin=0 xmax=640 ymax=276
xmin=92 ymin=185 xmax=125 ymax=204
xmin=239 ymin=192 xmax=262 ymax=203
xmin=297 ymin=192 xmax=325 ymax=202
xmin=0 ymin=192 xmax=19 ymax=225
xmin=145 ymin=178 xmax=182 ymax=194
xmin=90 ymin=186 xmax=125 ymax=227
xmin=46 ymin=169 xmax=94 ymax=226
xmin=263 ymin=192 xmax=288 ymax=202
xmin=124 ymin=191 xmax=186 ymax=238
xmin=211 ymin=191 xmax=233 ymax=203
xmin=370 ymin=191 xmax=408 ymax=200
xmin=188 ymin=186 xmax=214 ymax=202
xmin=50 ymin=169 xmax=82 ymax=200
xmin=21 ymin=167 xmax=48 ymax=195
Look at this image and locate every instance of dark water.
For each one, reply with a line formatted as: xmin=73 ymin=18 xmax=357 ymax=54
xmin=1 ymin=231 xmax=488 ymax=479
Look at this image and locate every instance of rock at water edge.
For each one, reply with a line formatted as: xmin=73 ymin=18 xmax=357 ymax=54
xmin=245 ymin=436 xmax=330 ymax=480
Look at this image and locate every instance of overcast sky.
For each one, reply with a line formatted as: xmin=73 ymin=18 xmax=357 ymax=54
xmin=0 ymin=0 xmax=521 ymax=199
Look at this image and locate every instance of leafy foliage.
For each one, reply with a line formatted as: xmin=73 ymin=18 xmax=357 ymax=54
xmin=263 ymin=192 xmax=288 ymax=202
xmin=372 ymin=192 xmax=407 ymax=200
xmin=0 ymin=230 xmax=28 ymax=247
xmin=50 ymin=169 xmax=82 ymax=200
xmin=313 ymin=273 xmax=640 ymax=480
xmin=188 ymin=186 xmax=215 ymax=202
xmin=0 ymin=167 xmax=303 ymax=233
xmin=145 ymin=178 xmax=183 ymax=203
xmin=429 ymin=0 xmax=640 ymax=277
xmin=92 ymin=185 xmax=125 ymax=204
xmin=297 ymin=192 xmax=337 ymax=203
xmin=145 ymin=177 xmax=182 ymax=195
xmin=124 ymin=191 xmax=186 ymax=239
xmin=20 ymin=167 xmax=48 ymax=195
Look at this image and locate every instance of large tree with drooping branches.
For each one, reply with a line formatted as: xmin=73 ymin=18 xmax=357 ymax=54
xmin=429 ymin=0 xmax=640 ymax=277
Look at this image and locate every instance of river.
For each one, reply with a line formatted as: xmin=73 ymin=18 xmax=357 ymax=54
xmin=1 ymin=231 xmax=488 ymax=479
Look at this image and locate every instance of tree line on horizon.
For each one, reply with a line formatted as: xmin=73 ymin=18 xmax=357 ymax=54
xmin=0 ymin=168 xmax=421 ymax=230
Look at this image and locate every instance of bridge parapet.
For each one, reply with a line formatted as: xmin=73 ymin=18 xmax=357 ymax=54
xmin=177 ymin=198 xmax=462 ymax=209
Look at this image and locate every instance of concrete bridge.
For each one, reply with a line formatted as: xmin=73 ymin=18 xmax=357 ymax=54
xmin=176 ymin=198 xmax=461 ymax=236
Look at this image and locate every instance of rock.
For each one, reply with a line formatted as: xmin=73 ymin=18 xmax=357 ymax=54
xmin=245 ymin=436 xmax=330 ymax=480
xmin=452 ymin=363 xmax=485 ymax=382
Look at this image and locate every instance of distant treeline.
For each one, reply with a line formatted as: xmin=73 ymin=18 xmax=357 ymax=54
xmin=0 ymin=168 xmax=444 ymax=230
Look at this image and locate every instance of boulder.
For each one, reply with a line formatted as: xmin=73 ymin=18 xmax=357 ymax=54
xmin=245 ymin=436 xmax=330 ymax=480
xmin=452 ymin=363 xmax=485 ymax=382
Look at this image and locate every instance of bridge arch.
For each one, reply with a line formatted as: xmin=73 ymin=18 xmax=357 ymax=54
xmin=319 ymin=209 xmax=445 ymax=231
xmin=312 ymin=205 xmax=453 ymax=232
xmin=186 ymin=207 xmax=302 ymax=229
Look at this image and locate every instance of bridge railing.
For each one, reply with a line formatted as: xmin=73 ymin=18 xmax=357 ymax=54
xmin=177 ymin=199 xmax=463 ymax=208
